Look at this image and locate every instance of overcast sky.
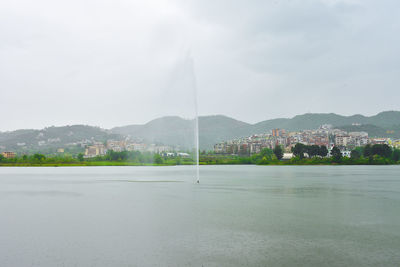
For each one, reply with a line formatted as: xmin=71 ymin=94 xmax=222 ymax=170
xmin=1 ymin=0 xmax=399 ymax=131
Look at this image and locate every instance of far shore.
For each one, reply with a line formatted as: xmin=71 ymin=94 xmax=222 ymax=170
xmin=1 ymin=162 xmax=399 ymax=167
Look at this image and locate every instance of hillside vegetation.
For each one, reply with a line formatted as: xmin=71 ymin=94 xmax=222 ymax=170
xmin=1 ymin=111 xmax=399 ymax=152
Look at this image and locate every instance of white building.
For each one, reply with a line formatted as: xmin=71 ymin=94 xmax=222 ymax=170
xmin=335 ymin=135 xmax=351 ymax=147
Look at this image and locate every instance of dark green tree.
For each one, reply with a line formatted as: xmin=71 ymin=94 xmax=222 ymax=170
xmin=331 ymin=146 xmax=342 ymax=162
xmin=307 ymin=145 xmax=320 ymax=158
xmin=364 ymin=144 xmax=372 ymax=157
xmin=392 ymin=149 xmax=400 ymax=162
xmin=371 ymin=144 xmax=392 ymax=158
xmin=77 ymin=153 xmax=84 ymax=162
xmin=292 ymin=143 xmax=306 ymax=159
xmin=318 ymin=146 xmax=328 ymax=157
xmin=350 ymin=149 xmax=361 ymax=159
xmin=273 ymin=145 xmax=284 ymax=160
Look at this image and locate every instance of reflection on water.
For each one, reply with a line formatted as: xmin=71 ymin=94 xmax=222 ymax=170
xmin=0 ymin=166 xmax=399 ymax=266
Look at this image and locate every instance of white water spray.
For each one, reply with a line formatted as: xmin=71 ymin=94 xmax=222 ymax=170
xmin=166 ymin=52 xmax=200 ymax=183
xmin=188 ymin=56 xmax=200 ymax=183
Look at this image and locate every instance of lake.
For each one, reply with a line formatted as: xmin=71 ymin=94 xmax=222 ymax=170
xmin=0 ymin=166 xmax=399 ymax=266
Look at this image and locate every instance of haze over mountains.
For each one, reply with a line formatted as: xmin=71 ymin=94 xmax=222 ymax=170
xmin=1 ymin=111 xmax=400 ymax=152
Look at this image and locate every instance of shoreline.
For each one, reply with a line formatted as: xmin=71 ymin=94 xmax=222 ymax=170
xmin=1 ymin=162 xmax=399 ymax=167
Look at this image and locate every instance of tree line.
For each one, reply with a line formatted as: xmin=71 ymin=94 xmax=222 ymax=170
xmin=199 ymin=143 xmax=400 ymax=165
xmin=0 ymin=150 xmax=194 ymax=166
xmin=1 ymin=143 xmax=399 ymax=166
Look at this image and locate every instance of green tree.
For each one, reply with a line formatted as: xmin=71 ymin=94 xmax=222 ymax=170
xmin=364 ymin=144 xmax=372 ymax=157
xmin=273 ymin=145 xmax=284 ymax=160
xmin=175 ymin=157 xmax=182 ymax=165
xmin=331 ymin=147 xmax=342 ymax=162
xmin=0 ymin=154 xmax=4 ymax=162
xmin=153 ymin=154 xmax=164 ymax=165
xmin=351 ymin=149 xmax=361 ymax=159
xmin=260 ymin=148 xmax=274 ymax=159
xmin=292 ymin=143 xmax=306 ymax=159
xmin=318 ymin=146 xmax=328 ymax=157
xmin=307 ymin=145 xmax=320 ymax=158
xmin=371 ymin=144 xmax=392 ymax=158
xmin=33 ymin=154 xmax=46 ymax=162
xmin=77 ymin=153 xmax=84 ymax=162
xmin=392 ymin=149 xmax=400 ymax=162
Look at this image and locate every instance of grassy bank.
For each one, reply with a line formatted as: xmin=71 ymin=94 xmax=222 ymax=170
xmin=1 ymin=158 xmax=399 ymax=167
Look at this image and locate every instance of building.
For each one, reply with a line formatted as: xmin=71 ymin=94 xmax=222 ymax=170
xmin=214 ymin=143 xmax=226 ymax=154
xmin=57 ymin=148 xmax=65 ymax=153
xmin=348 ymin=132 xmax=369 ymax=147
xmin=335 ymin=135 xmax=351 ymax=147
xmin=106 ymin=140 xmax=126 ymax=152
xmin=341 ymin=150 xmax=351 ymax=158
xmin=214 ymin=126 xmax=390 ymax=156
xmin=177 ymin=152 xmax=190 ymax=157
xmin=320 ymin=124 xmax=332 ymax=130
xmin=84 ymin=144 xmax=106 ymax=158
xmin=282 ymin=153 xmax=294 ymax=160
xmin=370 ymin=138 xmax=390 ymax=145
xmin=125 ymin=143 xmax=147 ymax=152
xmin=2 ymin=152 xmax=16 ymax=158
xmin=272 ymin=129 xmax=286 ymax=137
xmin=153 ymin=145 xmax=172 ymax=153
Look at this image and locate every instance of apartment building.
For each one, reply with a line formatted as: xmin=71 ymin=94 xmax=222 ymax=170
xmin=2 ymin=151 xmax=16 ymax=158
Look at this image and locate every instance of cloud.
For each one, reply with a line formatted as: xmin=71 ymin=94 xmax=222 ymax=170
xmin=0 ymin=0 xmax=399 ymax=130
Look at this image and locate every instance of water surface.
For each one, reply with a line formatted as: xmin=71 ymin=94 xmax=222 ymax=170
xmin=0 ymin=166 xmax=399 ymax=266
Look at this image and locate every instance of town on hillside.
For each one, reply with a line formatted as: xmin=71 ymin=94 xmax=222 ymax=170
xmin=82 ymin=140 xmax=178 ymax=158
xmin=0 ymin=139 xmax=189 ymax=160
xmin=213 ymin=125 xmax=400 ymax=159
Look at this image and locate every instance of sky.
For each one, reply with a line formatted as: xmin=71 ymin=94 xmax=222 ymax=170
xmin=1 ymin=0 xmax=399 ymax=131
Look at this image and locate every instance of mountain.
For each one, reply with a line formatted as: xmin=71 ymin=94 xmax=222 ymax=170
xmin=0 ymin=125 xmax=122 ymax=154
xmin=253 ymin=111 xmax=400 ymax=133
xmin=112 ymin=111 xmax=400 ymax=150
xmin=112 ymin=115 xmax=252 ymax=150
xmin=337 ymin=124 xmax=400 ymax=139
xmin=112 ymin=116 xmax=194 ymax=149
xmin=198 ymin=115 xmax=252 ymax=149
xmin=1 ymin=111 xmax=400 ymax=152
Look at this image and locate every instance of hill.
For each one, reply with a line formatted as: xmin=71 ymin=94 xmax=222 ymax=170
xmin=253 ymin=111 xmax=400 ymax=132
xmin=112 ymin=111 xmax=400 ymax=150
xmin=112 ymin=115 xmax=252 ymax=150
xmin=0 ymin=125 xmax=122 ymax=154
xmin=1 ymin=111 xmax=400 ymax=152
xmin=337 ymin=124 xmax=400 ymax=139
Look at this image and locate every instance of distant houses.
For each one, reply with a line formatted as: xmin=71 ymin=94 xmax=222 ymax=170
xmin=214 ymin=127 xmax=331 ymax=156
xmin=1 ymin=151 xmax=16 ymax=159
xmin=83 ymin=140 xmax=175 ymax=158
xmin=214 ymin=126 xmax=396 ymax=158
xmin=84 ymin=144 xmax=106 ymax=158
